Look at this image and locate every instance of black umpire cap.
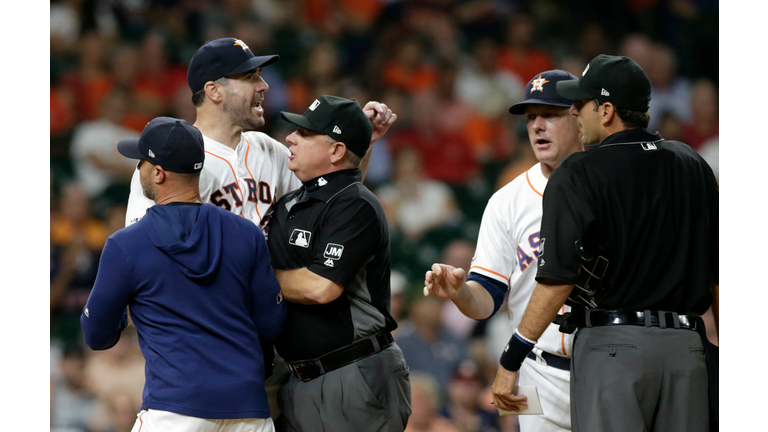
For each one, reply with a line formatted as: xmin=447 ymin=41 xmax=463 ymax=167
xmin=118 ymin=117 xmax=205 ymax=173
xmin=280 ymin=95 xmax=373 ymax=158
xmin=556 ymin=54 xmax=651 ymax=112
xmin=187 ymin=37 xmax=279 ymax=94
xmin=509 ymin=69 xmax=579 ymax=115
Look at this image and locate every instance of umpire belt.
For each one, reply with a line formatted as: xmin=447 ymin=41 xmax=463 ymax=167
xmin=583 ymin=309 xmax=698 ymax=331
xmin=526 ymin=351 xmax=570 ymax=371
xmin=287 ymin=332 xmax=394 ymax=382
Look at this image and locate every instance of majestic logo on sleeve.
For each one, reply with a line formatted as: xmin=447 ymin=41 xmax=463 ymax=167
xmin=530 ymin=75 xmax=550 ymax=93
xmin=323 ymin=243 xmax=344 ymax=267
xmin=289 ymin=229 xmax=312 ymax=248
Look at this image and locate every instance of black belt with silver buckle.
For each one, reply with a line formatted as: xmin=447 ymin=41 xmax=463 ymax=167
xmin=526 ymin=351 xmax=571 ymax=371
xmin=288 ymin=332 xmax=394 ymax=382
xmin=584 ymin=309 xmax=698 ymax=330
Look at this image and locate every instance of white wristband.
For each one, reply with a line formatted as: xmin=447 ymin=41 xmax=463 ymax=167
xmin=515 ymin=328 xmax=538 ymax=345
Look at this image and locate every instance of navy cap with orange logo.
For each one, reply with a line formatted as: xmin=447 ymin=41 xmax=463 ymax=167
xmin=509 ymin=70 xmax=579 ymax=115
xmin=187 ymin=37 xmax=279 ymax=93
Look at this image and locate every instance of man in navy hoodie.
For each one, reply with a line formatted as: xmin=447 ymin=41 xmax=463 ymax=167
xmin=80 ymin=116 xmax=285 ymax=432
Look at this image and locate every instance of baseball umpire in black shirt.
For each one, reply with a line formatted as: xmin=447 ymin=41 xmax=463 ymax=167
xmin=490 ymin=55 xmax=719 ymax=432
xmin=267 ymin=95 xmax=411 ymax=432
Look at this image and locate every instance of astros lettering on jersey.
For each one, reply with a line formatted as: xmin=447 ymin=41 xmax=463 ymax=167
xmin=125 ymin=131 xmax=301 ymax=232
xmin=470 ymin=162 xmax=573 ymax=357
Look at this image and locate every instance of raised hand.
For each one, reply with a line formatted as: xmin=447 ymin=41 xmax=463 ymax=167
xmin=423 ymin=263 xmax=467 ymax=299
xmin=363 ymin=101 xmax=397 ymax=143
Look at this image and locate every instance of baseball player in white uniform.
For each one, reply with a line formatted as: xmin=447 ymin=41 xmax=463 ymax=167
xmin=125 ymin=37 xmax=396 ymax=232
xmin=424 ymin=70 xmax=583 ymax=432
xmin=123 ymin=38 xmax=396 ymax=426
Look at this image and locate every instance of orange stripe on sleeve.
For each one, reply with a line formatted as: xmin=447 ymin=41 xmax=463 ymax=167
xmin=469 ymin=266 xmax=510 ymax=283
xmin=243 ymin=139 xmax=262 ymax=221
xmin=526 ymin=169 xmax=543 ymax=197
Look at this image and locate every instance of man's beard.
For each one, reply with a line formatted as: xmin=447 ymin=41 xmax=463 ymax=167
xmin=224 ymin=95 xmax=265 ymax=131
xmin=141 ymin=176 xmax=156 ymax=202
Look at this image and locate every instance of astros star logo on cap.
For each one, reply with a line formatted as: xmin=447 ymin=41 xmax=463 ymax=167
xmin=530 ymin=75 xmax=550 ymax=93
xmin=233 ymin=39 xmax=250 ymax=52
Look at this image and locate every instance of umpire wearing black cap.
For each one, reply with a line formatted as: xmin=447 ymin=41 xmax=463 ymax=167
xmin=494 ymin=54 xmax=719 ymax=432
xmin=266 ymin=95 xmax=411 ymax=432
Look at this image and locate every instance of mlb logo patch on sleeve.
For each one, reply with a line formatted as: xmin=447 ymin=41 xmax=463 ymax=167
xmin=289 ymin=229 xmax=312 ymax=248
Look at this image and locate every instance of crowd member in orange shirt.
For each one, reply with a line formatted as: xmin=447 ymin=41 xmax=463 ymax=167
xmin=383 ymin=38 xmax=438 ymax=94
xmin=51 ymin=182 xmax=109 ymax=344
xmin=58 ymin=32 xmax=114 ymax=123
xmin=497 ymin=13 xmax=556 ymax=86
xmin=286 ymin=39 xmax=343 ymax=114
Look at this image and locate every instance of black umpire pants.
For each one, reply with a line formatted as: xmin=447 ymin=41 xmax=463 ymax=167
xmin=570 ymin=325 xmax=708 ymax=432
xmin=277 ymin=344 xmax=411 ymax=432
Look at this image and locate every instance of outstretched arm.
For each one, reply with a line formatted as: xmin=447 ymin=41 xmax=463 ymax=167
xmin=424 ymin=263 xmax=496 ymax=320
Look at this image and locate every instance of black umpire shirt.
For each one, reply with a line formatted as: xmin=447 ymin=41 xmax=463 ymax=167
xmin=267 ymin=168 xmax=397 ymax=362
xmin=536 ymin=128 xmax=719 ymax=315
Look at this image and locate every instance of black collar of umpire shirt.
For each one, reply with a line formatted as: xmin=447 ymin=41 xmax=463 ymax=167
xmin=599 ymin=128 xmax=663 ymax=147
xmin=298 ymin=168 xmax=363 ymax=203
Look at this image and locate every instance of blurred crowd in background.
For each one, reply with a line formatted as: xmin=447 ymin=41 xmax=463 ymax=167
xmin=50 ymin=0 xmax=719 ymax=431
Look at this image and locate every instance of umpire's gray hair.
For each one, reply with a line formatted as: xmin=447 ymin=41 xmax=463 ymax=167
xmin=325 ymin=135 xmax=363 ymax=168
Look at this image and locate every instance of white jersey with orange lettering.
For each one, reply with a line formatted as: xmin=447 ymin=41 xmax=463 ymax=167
xmin=470 ymin=162 xmax=573 ymax=431
xmin=125 ymin=131 xmax=301 ymax=233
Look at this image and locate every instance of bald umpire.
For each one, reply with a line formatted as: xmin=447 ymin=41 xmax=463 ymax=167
xmin=266 ymin=95 xmax=411 ymax=432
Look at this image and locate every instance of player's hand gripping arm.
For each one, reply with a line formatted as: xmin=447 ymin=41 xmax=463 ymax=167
xmin=274 ymin=268 xmax=344 ymax=305
xmin=491 ymin=280 xmax=574 ymax=412
xmin=359 ymin=101 xmax=397 ymax=180
xmin=423 ymin=263 xmax=495 ymax=320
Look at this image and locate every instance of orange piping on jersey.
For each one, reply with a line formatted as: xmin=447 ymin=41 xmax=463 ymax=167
xmin=243 ymin=138 xmax=263 ymax=221
xmin=138 ymin=409 xmax=146 ymax=431
xmin=560 ymin=305 xmax=567 ymax=355
xmin=526 ymin=169 xmax=543 ymax=197
xmin=469 ymin=266 xmax=510 ymax=283
xmin=204 ymin=150 xmax=246 ymax=205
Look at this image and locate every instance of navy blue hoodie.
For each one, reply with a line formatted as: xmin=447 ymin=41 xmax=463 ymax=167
xmin=81 ymin=203 xmax=284 ymax=419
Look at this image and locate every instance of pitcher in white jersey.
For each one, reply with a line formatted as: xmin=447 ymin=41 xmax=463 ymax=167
xmin=423 ymin=69 xmax=583 ymax=432
xmin=125 ymin=37 xmax=396 ymax=232
xmin=123 ymin=37 xmax=397 ymax=425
